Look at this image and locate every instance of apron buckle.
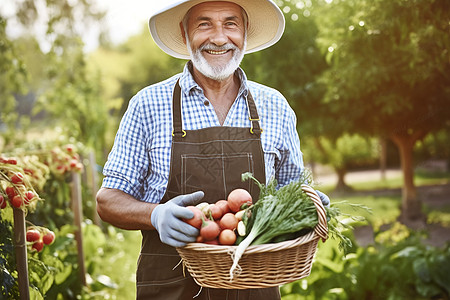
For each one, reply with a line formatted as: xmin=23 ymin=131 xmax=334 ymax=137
xmin=249 ymin=118 xmax=263 ymax=135
xmin=172 ymin=130 xmax=187 ymax=137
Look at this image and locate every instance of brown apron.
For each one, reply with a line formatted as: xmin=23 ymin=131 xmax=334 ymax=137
xmin=136 ymin=81 xmax=281 ymax=299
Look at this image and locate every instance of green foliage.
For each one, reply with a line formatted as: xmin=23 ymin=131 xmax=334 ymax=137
xmin=89 ymin=25 xmax=186 ymax=117
xmin=0 ymin=211 xmax=19 ymax=299
xmin=304 ymin=134 xmax=378 ymax=169
xmin=242 ymin=0 xmax=328 ymax=136
xmin=281 ymin=227 xmax=450 ymax=300
xmin=415 ymin=127 xmax=450 ymax=161
xmin=32 ymin=47 xmax=111 ymax=156
xmin=0 ymin=15 xmax=29 ymax=146
xmin=27 ymin=224 xmax=81 ymax=299
xmin=2 ymin=0 xmax=111 ymax=158
xmin=316 ymin=0 xmax=450 ymax=138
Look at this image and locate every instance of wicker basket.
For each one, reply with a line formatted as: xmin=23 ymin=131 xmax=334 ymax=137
xmin=176 ymin=185 xmax=328 ymax=289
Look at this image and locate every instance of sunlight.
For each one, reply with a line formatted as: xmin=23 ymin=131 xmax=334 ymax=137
xmin=296 ymin=1 xmax=305 ymax=9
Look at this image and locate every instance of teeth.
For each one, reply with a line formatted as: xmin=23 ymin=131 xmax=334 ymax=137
xmin=207 ymin=50 xmax=228 ymax=55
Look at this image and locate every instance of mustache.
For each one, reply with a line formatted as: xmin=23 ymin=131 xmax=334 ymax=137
xmin=199 ymin=43 xmax=238 ymax=52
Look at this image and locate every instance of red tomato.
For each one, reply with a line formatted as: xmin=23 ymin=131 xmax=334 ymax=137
xmin=0 ymin=196 xmax=7 ymax=209
xmin=24 ymin=191 xmax=35 ymax=204
xmin=183 ymin=206 xmax=204 ymax=229
xmin=219 ymin=213 xmax=239 ymax=230
xmin=32 ymin=241 xmax=44 ymax=252
xmin=215 ymin=200 xmax=230 ymax=214
xmin=43 ymin=231 xmax=55 ymax=245
xmin=11 ymin=172 xmax=24 ymax=185
xmin=11 ymin=195 xmax=23 ymax=208
xmin=5 ymin=186 xmax=16 ymax=199
xmin=69 ymin=159 xmax=78 ymax=169
xmin=200 ymin=220 xmax=220 ymax=241
xmin=227 ymin=189 xmax=252 ymax=213
xmin=26 ymin=230 xmax=41 ymax=242
xmin=207 ymin=204 xmax=223 ymax=220
xmin=219 ymin=229 xmax=237 ymax=245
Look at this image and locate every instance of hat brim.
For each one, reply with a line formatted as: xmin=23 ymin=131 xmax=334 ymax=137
xmin=149 ymin=0 xmax=285 ymax=60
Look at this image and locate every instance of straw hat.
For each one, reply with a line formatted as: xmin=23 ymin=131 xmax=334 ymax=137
xmin=149 ymin=0 xmax=285 ymax=60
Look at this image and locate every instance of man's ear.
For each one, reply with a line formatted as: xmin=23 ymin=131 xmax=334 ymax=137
xmin=180 ymin=22 xmax=187 ymax=45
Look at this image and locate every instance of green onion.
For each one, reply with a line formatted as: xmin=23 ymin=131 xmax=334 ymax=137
xmin=230 ymin=172 xmax=318 ymax=279
xmin=229 ymin=172 xmax=369 ymax=280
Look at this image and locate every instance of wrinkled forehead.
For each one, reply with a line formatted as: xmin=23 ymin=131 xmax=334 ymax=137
xmin=184 ymin=1 xmax=247 ymax=24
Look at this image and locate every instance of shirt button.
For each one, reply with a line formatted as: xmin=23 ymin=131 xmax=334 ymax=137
xmin=204 ymin=100 xmax=210 ymax=106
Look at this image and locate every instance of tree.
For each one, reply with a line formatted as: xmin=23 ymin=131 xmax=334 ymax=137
xmin=87 ymin=24 xmax=186 ymax=146
xmin=241 ymin=0 xmax=328 ymax=138
xmin=303 ymin=134 xmax=378 ymax=191
xmin=316 ymin=0 xmax=450 ymax=222
xmin=2 ymin=0 xmax=113 ymax=156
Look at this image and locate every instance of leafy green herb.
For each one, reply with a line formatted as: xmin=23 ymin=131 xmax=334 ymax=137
xmin=229 ymin=172 xmax=369 ymax=279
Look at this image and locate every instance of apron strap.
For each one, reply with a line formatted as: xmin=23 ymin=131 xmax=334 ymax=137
xmin=172 ymin=79 xmax=262 ymax=137
xmin=172 ymin=80 xmax=185 ymax=138
xmin=246 ymin=92 xmax=262 ymax=136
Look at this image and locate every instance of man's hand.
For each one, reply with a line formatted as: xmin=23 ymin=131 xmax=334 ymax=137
xmin=151 ymin=191 xmax=205 ymax=247
xmin=315 ymin=190 xmax=330 ymax=207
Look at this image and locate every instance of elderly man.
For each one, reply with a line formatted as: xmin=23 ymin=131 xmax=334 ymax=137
xmin=96 ymin=0 xmax=330 ymax=299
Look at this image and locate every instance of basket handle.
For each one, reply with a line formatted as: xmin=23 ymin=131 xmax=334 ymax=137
xmin=301 ymin=185 xmax=328 ymax=242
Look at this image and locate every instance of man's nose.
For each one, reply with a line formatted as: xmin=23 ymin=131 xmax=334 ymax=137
xmin=209 ymin=26 xmax=227 ymax=46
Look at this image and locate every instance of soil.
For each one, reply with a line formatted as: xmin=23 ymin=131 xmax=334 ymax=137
xmin=350 ymin=183 xmax=450 ymax=248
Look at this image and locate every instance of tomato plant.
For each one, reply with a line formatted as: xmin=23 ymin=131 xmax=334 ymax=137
xmin=0 ymin=143 xmax=94 ymax=299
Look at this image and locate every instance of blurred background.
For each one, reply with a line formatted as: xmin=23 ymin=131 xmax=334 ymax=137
xmin=1 ymin=0 xmax=449 ymax=299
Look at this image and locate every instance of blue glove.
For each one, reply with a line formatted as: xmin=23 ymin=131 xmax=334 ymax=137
xmin=151 ymin=191 xmax=205 ymax=247
xmin=315 ymin=190 xmax=330 ymax=207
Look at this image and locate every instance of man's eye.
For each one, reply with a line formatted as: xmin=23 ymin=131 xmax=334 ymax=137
xmin=198 ymin=22 xmax=209 ymax=27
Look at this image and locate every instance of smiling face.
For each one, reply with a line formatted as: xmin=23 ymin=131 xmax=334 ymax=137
xmin=182 ymin=1 xmax=247 ymax=81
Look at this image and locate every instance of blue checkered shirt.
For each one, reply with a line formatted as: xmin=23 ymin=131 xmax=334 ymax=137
xmin=101 ymin=63 xmax=304 ymax=203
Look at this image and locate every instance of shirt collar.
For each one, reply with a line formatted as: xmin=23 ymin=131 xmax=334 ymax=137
xmin=178 ymin=61 xmax=249 ymax=98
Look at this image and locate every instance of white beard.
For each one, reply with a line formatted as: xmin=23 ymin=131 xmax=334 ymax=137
xmin=186 ymin=35 xmax=247 ymax=81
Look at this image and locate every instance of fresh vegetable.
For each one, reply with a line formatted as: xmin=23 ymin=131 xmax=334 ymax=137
xmin=207 ymin=204 xmax=223 ymax=220
xmin=219 ymin=229 xmax=237 ymax=245
xmin=227 ymin=188 xmax=252 ymax=212
xmin=196 ymin=202 xmax=209 ymax=214
xmin=215 ymin=200 xmax=230 ymax=214
xmin=219 ymin=213 xmax=238 ymax=230
xmin=11 ymin=195 xmax=23 ymax=208
xmin=43 ymin=230 xmax=55 ymax=245
xmin=32 ymin=241 xmax=44 ymax=252
xmin=228 ymin=172 xmax=364 ymax=279
xmin=0 ymin=195 xmax=6 ymax=209
xmin=204 ymin=239 xmax=219 ymax=245
xmin=183 ymin=206 xmax=204 ymax=229
xmin=235 ymin=210 xmax=245 ymax=221
xmin=11 ymin=172 xmax=24 ymax=184
xmin=200 ymin=218 xmax=221 ymax=241
xmin=5 ymin=186 xmax=16 ymax=198
xmin=230 ymin=172 xmax=316 ymax=279
xmin=26 ymin=229 xmax=41 ymax=242
xmin=237 ymin=221 xmax=246 ymax=236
